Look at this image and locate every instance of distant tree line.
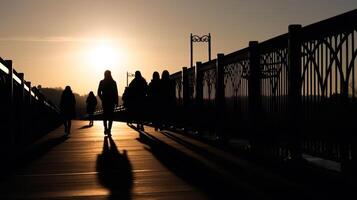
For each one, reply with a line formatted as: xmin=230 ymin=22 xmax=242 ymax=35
xmin=38 ymin=86 xmax=123 ymax=118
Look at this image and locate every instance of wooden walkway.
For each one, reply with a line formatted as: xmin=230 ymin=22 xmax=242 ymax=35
xmin=0 ymin=120 xmax=351 ymax=199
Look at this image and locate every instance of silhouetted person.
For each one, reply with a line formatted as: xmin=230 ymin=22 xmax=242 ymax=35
xmin=122 ymin=86 xmax=133 ymax=126
xmin=60 ymin=86 xmax=76 ymax=135
xmin=147 ymin=71 xmax=161 ymax=130
xmin=98 ymin=70 xmax=119 ymax=136
xmin=122 ymin=86 xmax=131 ymax=112
xmin=126 ymin=71 xmax=147 ymax=130
xmin=159 ymin=70 xmax=175 ymax=128
xmin=86 ymin=91 xmax=97 ymax=126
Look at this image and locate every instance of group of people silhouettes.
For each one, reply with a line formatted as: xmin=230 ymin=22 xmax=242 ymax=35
xmin=123 ymin=70 xmax=175 ymax=131
xmin=59 ymin=69 xmax=175 ymax=136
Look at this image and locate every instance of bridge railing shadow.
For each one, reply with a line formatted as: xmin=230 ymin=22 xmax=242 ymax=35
xmin=132 ymin=126 xmax=256 ymax=199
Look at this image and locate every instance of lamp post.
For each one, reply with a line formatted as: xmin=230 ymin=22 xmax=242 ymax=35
xmin=190 ymin=33 xmax=211 ymax=68
xmin=126 ymin=71 xmax=135 ymax=86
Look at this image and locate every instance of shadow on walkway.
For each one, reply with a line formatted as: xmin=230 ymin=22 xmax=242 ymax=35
xmin=134 ymin=125 xmax=357 ymax=200
xmin=134 ymin=127 xmax=255 ymax=199
xmin=20 ymin=134 xmax=69 ymax=166
xmin=0 ymin=132 xmax=69 ymax=179
xmin=96 ymin=136 xmax=133 ymax=200
xmin=78 ymin=124 xmax=93 ymax=129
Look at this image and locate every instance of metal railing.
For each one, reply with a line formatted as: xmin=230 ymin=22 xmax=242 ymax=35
xmin=93 ymin=105 xmax=126 ymax=116
xmin=0 ymin=57 xmax=61 ymax=154
xmin=151 ymin=9 xmax=357 ymax=170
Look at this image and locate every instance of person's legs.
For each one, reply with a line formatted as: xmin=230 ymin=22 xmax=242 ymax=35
xmin=64 ymin=120 xmax=68 ymax=134
xmin=108 ymin=104 xmax=115 ymax=135
xmin=103 ymin=119 xmax=108 ymax=135
xmin=89 ymin=113 xmax=94 ymax=125
xmin=103 ymin=104 xmax=110 ymax=135
xmin=108 ymin=120 xmax=113 ymax=136
xmin=68 ymin=120 xmax=72 ymax=134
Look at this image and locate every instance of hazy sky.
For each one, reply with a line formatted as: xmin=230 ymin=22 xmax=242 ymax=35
xmin=0 ymin=0 xmax=356 ymax=95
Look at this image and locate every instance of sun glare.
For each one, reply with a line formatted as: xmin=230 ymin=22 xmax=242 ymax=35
xmin=88 ymin=40 xmax=121 ymax=71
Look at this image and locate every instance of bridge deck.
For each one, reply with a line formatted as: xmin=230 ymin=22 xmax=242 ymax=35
xmin=0 ymin=120 xmax=351 ymax=199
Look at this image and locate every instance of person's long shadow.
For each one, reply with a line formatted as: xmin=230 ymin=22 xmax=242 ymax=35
xmin=96 ymin=136 xmax=133 ymax=200
xmin=78 ymin=124 xmax=93 ymax=129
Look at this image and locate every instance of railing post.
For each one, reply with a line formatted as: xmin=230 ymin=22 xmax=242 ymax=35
xmin=26 ymin=81 xmax=32 ymax=144
xmin=188 ymin=66 xmax=195 ymax=103
xmin=195 ymin=62 xmax=203 ymax=107
xmin=194 ymin=62 xmax=204 ymax=132
xmin=182 ymin=67 xmax=192 ymax=129
xmin=18 ymin=73 xmax=24 ymax=100
xmin=216 ymin=54 xmax=225 ymax=111
xmin=248 ymin=41 xmax=260 ymax=115
xmin=5 ymin=60 xmax=13 ymax=124
xmin=288 ymin=24 xmax=303 ymax=161
xmin=5 ymin=60 xmax=14 ymax=163
xmin=216 ymin=54 xmax=226 ymax=140
xmin=182 ymin=67 xmax=189 ymax=107
xmin=18 ymin=73 xmax=25 ymax=145
xmin=248 ymin=41 xmax=261 ymax=151
xmin=6 ymin=60 xmax=14 ymax=129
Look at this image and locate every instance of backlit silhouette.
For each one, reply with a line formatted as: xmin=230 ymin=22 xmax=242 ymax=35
xmin=86 ymin=91 xmax=97 ymax=126
xmin=60 ymin=86 xmax=76 ymax=135
xmin=158 ymin=70 xmax=176 ymax=128
xmin=147 ymin=71 xmax=161 ymax=130
xmin=123 ymin=70 xmax=147 ymax=130
xmin=98 ymin=70 xmax=118 ymax=136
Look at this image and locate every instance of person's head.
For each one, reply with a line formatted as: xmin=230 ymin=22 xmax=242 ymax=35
xmin=162 ymin=70 xmax=170 ymax=80
xmin=89 ymin=91 xmax=94 ymax=96
xmin=64 ymin=86 xmax=72 ymax=93
xmin=152 ymin=71 xmax=160 ymax=81
xmin=135 ymin=71 xmax=142 ymax=79
xmin=104 ymin=70 xmax=112 ymax=80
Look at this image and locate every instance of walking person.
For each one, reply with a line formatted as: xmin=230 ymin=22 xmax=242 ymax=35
xmin=126 ymin=71 xmax=147 ymax=130
xmin=60 ymin=86 xmax=76 ymax=135
xmin=86 ymin=91 xmax=97 ymax=126
xmin=147 ymin=71 xmax=161 ymax=130
xmin=98 ymin=70 xmax=118 ymax=136
xmin=159 ymin=70 xmax=176 ymax=128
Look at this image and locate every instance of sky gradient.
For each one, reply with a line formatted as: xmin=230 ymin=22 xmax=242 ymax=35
xmin=1 ymin=0 xmax=357 ymax=95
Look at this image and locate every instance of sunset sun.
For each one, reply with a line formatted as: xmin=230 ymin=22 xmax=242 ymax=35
xmin=88 ymin=40 xmax=121 ymax=71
